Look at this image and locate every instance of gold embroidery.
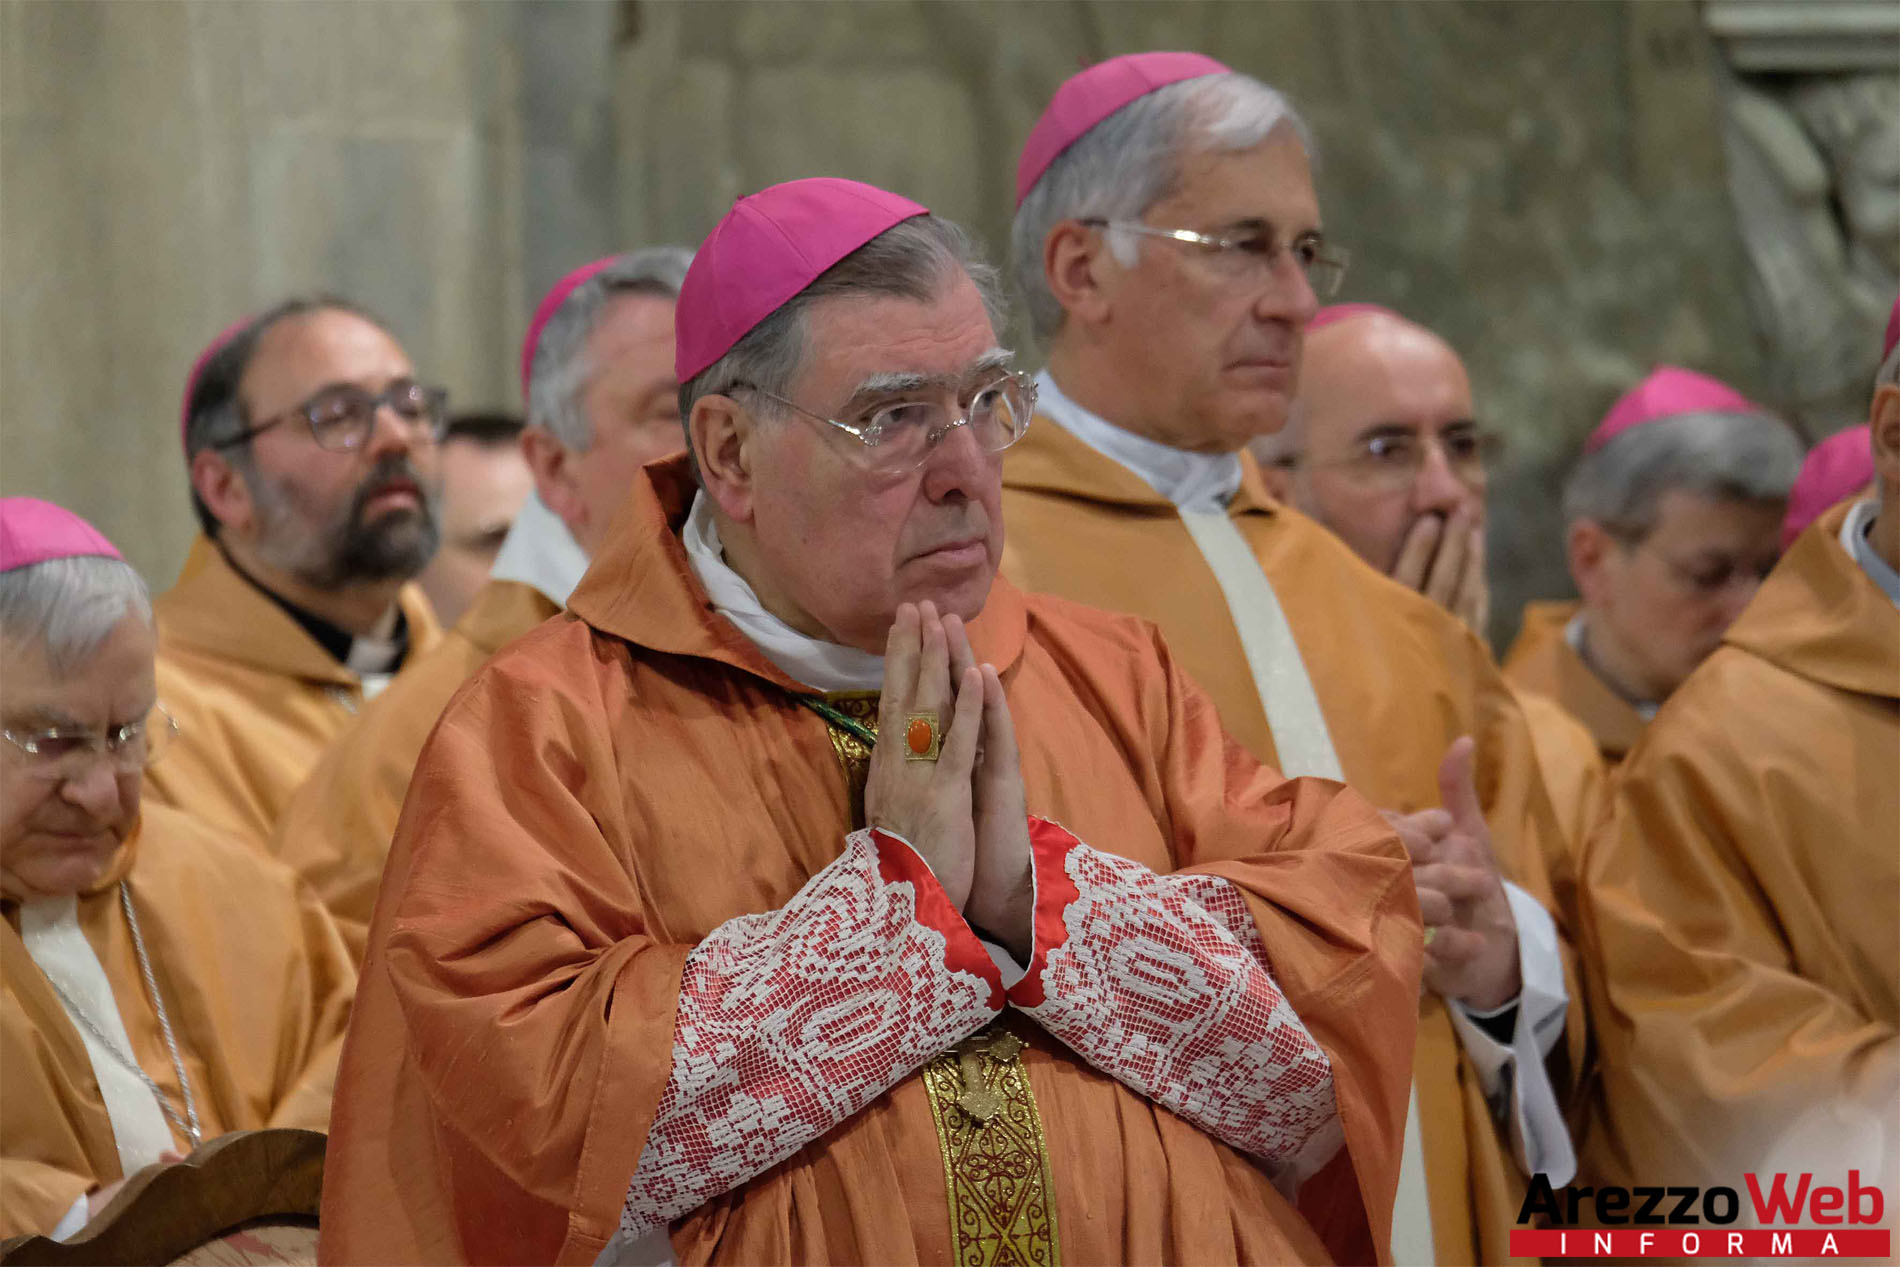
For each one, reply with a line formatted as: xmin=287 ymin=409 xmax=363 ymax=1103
xmin=812 ymin=691 xmax=879 ymax=828
xmin=922 ymin=1022 xmax=1061 ymax=1267
xmin=808 ymin=696 xmax=1060 ymax=1262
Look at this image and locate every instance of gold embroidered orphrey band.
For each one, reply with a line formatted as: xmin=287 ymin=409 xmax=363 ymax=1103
xmin=807 ymin=692 xmax=1062 ymax=1266
xmin=922 ymin=1024 xmax=1061 ymax=1267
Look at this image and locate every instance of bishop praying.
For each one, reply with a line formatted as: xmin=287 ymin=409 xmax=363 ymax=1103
xmin=319 ymin=177 xmax=1424 ymax=1265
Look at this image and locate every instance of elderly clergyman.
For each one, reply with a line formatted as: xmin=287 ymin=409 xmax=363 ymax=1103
xmin=147 ymin=299 xmax=448 ymax=848
xmin=1582 ymin=299 xmax=1900 ymax=1192
xmin=1503 ymin=366 xmax=1804 ymax=766
xmin=1261 ymin=303 xmax=1605 ymax=878
xmin=999 ymin=52 xmax=1581 ymax=1264
xmin=0 ymin=498 xmax=356 ymax=1240
xmin=320 ymin=178 xmax=1421 ymax=1264
xmin=273 ymin=246 xmax=692 ymax=960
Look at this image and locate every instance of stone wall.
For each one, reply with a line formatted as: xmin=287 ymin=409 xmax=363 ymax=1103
xmin=616 ymin=0 xmax=1769 ymax=643
xmin=3 ymin=0 xmax=1854 ymax=647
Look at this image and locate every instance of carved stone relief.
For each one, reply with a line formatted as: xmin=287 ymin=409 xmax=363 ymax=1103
xmin=1704 ymin=0 xmax=1900 ymax=433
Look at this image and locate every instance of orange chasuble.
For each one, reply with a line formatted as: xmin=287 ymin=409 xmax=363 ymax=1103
xmin=146 ymin=536 xmax=443 ymax=850
xmin=1001 ymin=415 xmax=1583 ymax=1265
xmin=1502 ymin=601 xmax=1646 ymax=766
xmin=273 ymin=577 xmax=559 ymax=962
xmin=319 ymin=456 xmax=1422 ymax=1266
xmin=1509 ymin=689 xmax=1606 ymax=918
xmin=1 ymin=804 xmax=356 ymax=1237
xmin=1581 ymin=501 xmax=1899 ymax=1190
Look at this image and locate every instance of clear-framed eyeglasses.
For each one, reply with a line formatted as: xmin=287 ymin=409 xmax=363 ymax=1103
xmin=734 ymin=371 xmax=1037 ymax=475
xmin=1268 ymin=426 xmax=1503 ymax=493
xmin=1079 ymin=218 xmax=1350 ymax=298
xmin=213 ymin=380 xmax=450 ymax=453
xmin=2 ymin=704 xmax=179 ymax=781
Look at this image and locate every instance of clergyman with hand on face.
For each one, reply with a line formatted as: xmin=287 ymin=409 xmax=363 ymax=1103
xmin=148 ymin=299 xmax=447 ymax=849
xmin=1257 ymin=303 xmax=1494 ymax=634
xmin=320 ymin=177 xmax=1421 ymax=1266
xmin=1260 ymin=302 xmax=1606 ymax=896
xmin=0 ymin=498 xmax=355 ymax=1241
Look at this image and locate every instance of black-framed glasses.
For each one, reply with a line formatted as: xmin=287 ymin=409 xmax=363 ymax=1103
xmin=213 ymin=380 xmax=449 ymax=453
xmin=2 ymin=704 xmax=178 ymax=780
xmin=1079 ymin=218 xmax=1350 ymax=298
xmin=733 ymin=371 xmax=1037 ymax=474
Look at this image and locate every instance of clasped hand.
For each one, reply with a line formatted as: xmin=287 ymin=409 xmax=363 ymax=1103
xmin=864 ymin=602 xmax=1034 ymax=963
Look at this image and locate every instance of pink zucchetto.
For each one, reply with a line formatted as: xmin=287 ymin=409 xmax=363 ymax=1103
xmin=0 ymin=498 xmax=124 ymax=573
xmin=1307 ymin=303 xmax=1402 ymax=334
xmin=674 ymin=178 xmax=929 ymax=383
xmin=520 ymin=257 xmax=618 ymax=405
xmin=1585 ymin=366 xmax=1765 ymax=455
xmin=1015 ymin=51 xmax=1230 ymax=207
xmin=1780 ymin=425 xmax=1874 ymax=550
xmin=179 ymin=315 xmax=256 ymax=450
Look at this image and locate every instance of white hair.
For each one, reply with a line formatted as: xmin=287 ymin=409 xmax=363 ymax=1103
xmin=1562 ymin=410 xmax=1805 ymax=538
xmin=1010 ymin=71 xmax=1310 ymax=344
xmin=527 ymin=246 xmax=695 ymax=451
xmin=0 ymin=556 xmax=152 ymax=677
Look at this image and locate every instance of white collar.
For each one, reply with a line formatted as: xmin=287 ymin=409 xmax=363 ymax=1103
xmin=1841 ymin=497 xmax=1900 ymax=609
xmin=1564 ymin=611 xmax=1659 ymax=721
xmin=1035 ymin=370 xmax=1243 ymax=512
xmin=681 ymin=492 xmax=886 ymax=693
xmin=488 ymin=492 xmax=591 ymax=608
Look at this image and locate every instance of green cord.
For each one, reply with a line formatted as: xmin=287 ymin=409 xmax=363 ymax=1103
xmin=797 ymin=695 xmax=879 ymax=746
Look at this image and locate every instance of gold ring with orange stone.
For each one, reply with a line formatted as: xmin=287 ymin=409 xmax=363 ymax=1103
xmin=903 ymin=711 xmax=943 ymax=762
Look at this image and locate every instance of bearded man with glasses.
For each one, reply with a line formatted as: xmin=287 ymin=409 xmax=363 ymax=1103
xmin=0 ymin=498 xmax=355 ymax=1241
xmin=1001 ymin=53 xmax=1585 ymax=1265
xmin=146 ymin=297 xmax=447 ymax=849
xmin=322 ymin=177 xmax=1422 ymax=1265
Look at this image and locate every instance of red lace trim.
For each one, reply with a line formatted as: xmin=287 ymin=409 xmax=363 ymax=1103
xmin=614 ymin=828 xmax=1001 ymax=1242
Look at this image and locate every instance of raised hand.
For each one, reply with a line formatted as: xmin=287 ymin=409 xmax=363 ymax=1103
xmin=1384 ymin=736 xmax=1521 ymax=1011
xmin=864 ymin=602 xmax=982 ymax=909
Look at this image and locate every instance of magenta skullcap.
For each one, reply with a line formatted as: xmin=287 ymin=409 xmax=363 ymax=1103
xmin=0 ymin=498 xmax=124 ymax=573
xmin=1884 ymin=291 xmax=1900 ymax=367
xmin=1015 ymin=51 xmax=1231 ymax=207
xmin=1780 ymin=425 xmax=1874 ymax=550
xmin=674 ymin=178 xmax=929 ymax=383
xmin=520 ymin=256 xmax=619 ymax=405
xmin=1585 ymin=366 xmax=1765 ymax=455
xmin=1308 ymin=303 xmax=1403 ymax=334
xmin=179 ymin=315 xmax=257 ymax=451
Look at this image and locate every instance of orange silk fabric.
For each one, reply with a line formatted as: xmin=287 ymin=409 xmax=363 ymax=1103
xmin=1582 ymin=502 xmax=1899 ymax=1190
xmin=319 ymin=456 xmax=1422 ymax=1265
xmin=147 ymin=536 xmax=443 ymax=850
xmin=1 ymin=804 xmax=356 ymax=1237
xmin=274 ymin=578 xmax=560 ymax=961
xmin=1502 ymin=601 xmax=1646 ymax=766
xmin=1000 ymin=416 xmax=1584 ymax=1264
